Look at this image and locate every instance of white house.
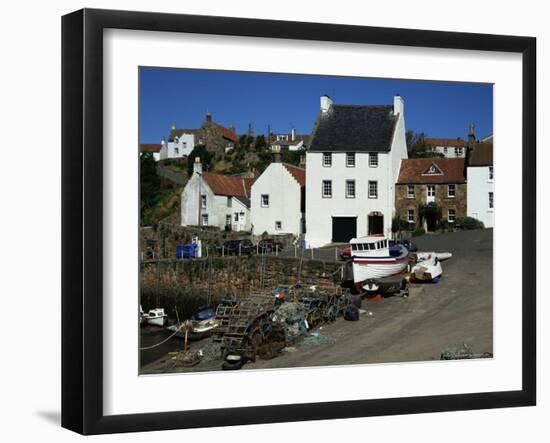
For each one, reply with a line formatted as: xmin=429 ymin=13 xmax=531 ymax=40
xmin=181 ymin=159 xmax=253 ymax=232
xmin=160 ymin=124 xmax=198 ymax=160
xmin=250 ymin=162 xmax=305 ymax=236
xmin=466 ymin=129 xmax=494 ymax=228
xmin=425 ymin=138 xmax=466 ymax=158
xmin=139 ymin=143 xmax=161 ymax=161
xmin=305 ymin=94 xmax=408 ymax=247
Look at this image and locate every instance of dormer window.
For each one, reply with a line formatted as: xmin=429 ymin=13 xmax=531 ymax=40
xmin=323 ymin=152 xmax=332 ymax=167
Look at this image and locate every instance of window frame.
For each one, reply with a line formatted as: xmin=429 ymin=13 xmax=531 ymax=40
xmin=489 ymin=191 xmax=494 ymax=209
xmin=447 ymin=184 xmax=456 ymax=198
xmin=346 ymin=152 xmax=356 ymax=168
xmin=488 ymin=166 xmax=494 ymax=181
xmin=201 ymin=213 xmax=209 ymax=226
xmin=260 ymin=194 xmax=269 ymax=208
xmin=448 ymin=208 xmax=456 ymax=223
xmin=427 ymin=185 xmax=436 ymax=197
xmin=345 ymin=179 xmax=356 ymax=199
xmin=201 ymin=194 xmax=207 ymax=210
xmin=407 ymin=184 xmax=415 ymax=198
xmin=407 ymin=208 xmax=415 ymax=223
xmin=275 ymin=221 xmax=282 ymax=231
xmin=369 ymin=152 xmax=379 ymax=168
xmin=322 ymin=180 xmax=332 ymax=198
xmin=368 ymin=180 xmax=378 ymax=199
xmin=322 ymin=152 xmax=332 ymax=167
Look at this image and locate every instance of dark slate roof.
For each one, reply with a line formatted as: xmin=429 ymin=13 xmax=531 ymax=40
xmin=234 ymin=196 xmax=251 ymax=208
xmin=168 ymin=128 xmax=199 ymax=142
xmin=309 ymin=105 xmax=397 ymax=152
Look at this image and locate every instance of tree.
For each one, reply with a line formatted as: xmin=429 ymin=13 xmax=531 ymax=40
xmin=187 ymin=144 xmax=213 ymax=177
xmin=140 ymin=152 xmax=160 ymax=221
xmin=406 ymin=129 xmax=444 ymax=158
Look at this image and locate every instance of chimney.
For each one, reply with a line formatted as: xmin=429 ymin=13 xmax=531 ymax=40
xmin=206 ymin=112 xmax=212 ymax=123
xmin=272 ymin=144 xmax=281 ymax=163
xmin=193 ymin=157 xmax=202 ymax=174
xmin=161 ymin=136 xmax=166 ymax=147
xmin=291 ymin=127 xmax=296 ymax=142
xmin=320 ymin=95 xmax=333 ymax=113
xmin=171 ymin=122 xmax=176 ymax=131
xmin=393 ymin=94 xmax=404 ymax=117
xmin=468 ymin=124 xmax=476 ymax=151
xmin=299 ymin=154 xmax=306 ymax=167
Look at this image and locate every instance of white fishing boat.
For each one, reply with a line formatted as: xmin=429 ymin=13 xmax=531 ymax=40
xmin=140 ymin=305 xmax=148 ymax=325
xmin=351 ymin=235 xmax=410 ymax=291
xmin=146 ymin=308 xmax=167 ymax=327
xmin=412 ymin=256 xmax=443 ymax=282
xmin=416 ymin=251 xmax=452 ymax=262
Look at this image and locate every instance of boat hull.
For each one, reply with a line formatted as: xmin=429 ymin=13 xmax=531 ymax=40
xmin=147 ymin=316 xmax=166 ymax=327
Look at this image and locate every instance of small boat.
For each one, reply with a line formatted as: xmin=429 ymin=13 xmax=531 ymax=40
xmin=412 ymin=257 xmax=443 ymax=282
xmin=351 ymin=235 xmax=411 ymax=292
xmin=416 ymin=251 xmax=452 ymax=262
xmin=166 ymin=305 xmax=219 ymax=340
xmin=139 ymin=305 xmax=148 ymax=326
xmin=146 ymin=308 xmax=167 ymax=327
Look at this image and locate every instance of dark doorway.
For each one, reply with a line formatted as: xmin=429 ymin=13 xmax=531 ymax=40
xmin=426 ymin=212 xmax=437 ymax=232
xmin=332 ymin=217 xmax=357 ymax=242
xmin=368 ymin=214 xmax=384 ymax=235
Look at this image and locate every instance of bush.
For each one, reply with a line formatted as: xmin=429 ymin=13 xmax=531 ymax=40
xmin=438 ymin=218 xmax=449 ymax=231
xmin=412 ymin=227 xmax=426 ymax=237
xmin=456 ymin=216 xmax=484 ymax=230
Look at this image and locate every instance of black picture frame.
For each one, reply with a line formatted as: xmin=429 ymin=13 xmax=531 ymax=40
xmin=62 ymin=8 xmax=536 ymax=435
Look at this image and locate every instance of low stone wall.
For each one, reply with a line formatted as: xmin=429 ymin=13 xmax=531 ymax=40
xmin=140 ymin=256 xmax=343 ymax=319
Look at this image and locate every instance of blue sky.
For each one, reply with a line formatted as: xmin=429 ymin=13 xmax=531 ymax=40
xmin=139 ymin=67 xmax=493 ymax=143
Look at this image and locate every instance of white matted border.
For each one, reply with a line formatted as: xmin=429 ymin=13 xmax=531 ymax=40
xmin=103 ymin=29 xmax=522 ymax=416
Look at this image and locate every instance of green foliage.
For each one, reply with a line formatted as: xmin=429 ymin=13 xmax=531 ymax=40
xmin=406 ymin=129 xmax=444 ymax=158
xmin=281 ymin=149 xmax=303 ymax=166
xmin=391 ymin=214 xmax=410 ymax=233
xmin=456 ymin=216 xmax=485 ymax=230
xmin=140 ymin=153 xmax=161 ymax=222
xmin=418 ymin=202 xmax=442 ymax=222
xmin=437 ymin=218 xmax=450 ymax=231
xmin=412 ymin=227 xmax=426 ymax=237
xmin=187 ymin=144 xmax=212 ymax=176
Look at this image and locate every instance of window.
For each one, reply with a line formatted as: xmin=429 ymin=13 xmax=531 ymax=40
xmin=488 ymin=166 xmax=494 ymax=181
xmin=275 ymin=221 xmax=282 ymax=231
xmin=368 ymin=181 xmax=378 ymax=199
xmin=447 ymin=184 xmax=456 ymax=198
xmin=261 ymin=194 xmax=269 ymax=207
xmin=322 ymin=180 xmax=332 ymax=198
xmin=456 ymin=147 xmax=463 ymax=156
xmin=174 ymin=147 xmax=179 ymax=154
xmin=443 ymin=147 xmax=448 ymax=154
xmin=225 ymin=215 xmax=231 ymax=226
xmin=407 ymin=209 xmax=415 ymax=223
xmin=201 ymin=194 xmax=207 ymax=209
xmin=407 ymin=184 xmax=415 ymax=198
xmin=227 ymin=196 xmax=232 ymax=208
xmin=323 ymin=152 xmax=332 ymax=167
xmin=346 ymin=180 xmax=356 ymax=198
xmin=448 ymin=209 xmax=456 ymax=223
xmin=182 ymin=142 xmax=187 ymax=149
xmin=427 ymin=185 xmax=435 ymax=197
xmin=369 ymin=153 xmax=378 ymax=167
xmin=346 ymin=152 xmax=355 ymax=167
xmin=489 ymin=192 xmax=494 ymax=209
xmin=234 ymin=213 xmax=239 ymax=222
xmin=201 ymin=214 xmax=209 ymax=226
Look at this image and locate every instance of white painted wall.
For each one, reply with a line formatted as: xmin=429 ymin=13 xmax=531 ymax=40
xmin=161 ymin=133 xmax=195 ymax=159
xmin=250 ymin=163 xmax=303 ymax=235
xmin=432 ymin=145 xmax=466 ymax=158
xmin=181 ymin=171 xmax=251 ymax=231
xmin=467 ymin=165 xmax=494 ymax=227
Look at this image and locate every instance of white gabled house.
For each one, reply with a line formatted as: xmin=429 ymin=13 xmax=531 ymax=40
xmin=305 ymin=94 xmax=408 ymax=247
xmin=466 ymin=127 xmax=494 ymax=228
xmin=160 ymin=124 xmax=198 ymax=160
xmin=181 ymin=159 xmax=254 ymax=232
xmin=250 ymin=162 xmax=306 ymax=236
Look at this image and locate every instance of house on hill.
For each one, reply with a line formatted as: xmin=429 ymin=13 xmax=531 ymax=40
xmin=305 ymin=94 xmax=408 ymax=247
xmin=395 ymin=157 xmax=467 ymax=232
xmin=466 ymin=126 xmax=494 ymax=227
xmin=425 ymin=138 xmax=466 ymax=158
xmin=161 ymin=126 xmax=198 ymax=159
xmin=181 ymin=159 xmax=253 ymax=232
xmin=140 ymin=143 xmax=162 ymax=161
xmin=250 ymin=162 xmax=305 ymax=236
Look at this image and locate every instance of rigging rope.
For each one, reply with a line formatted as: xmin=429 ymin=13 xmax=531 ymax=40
xmin=139 ymin=327 xmax=182 ymax=350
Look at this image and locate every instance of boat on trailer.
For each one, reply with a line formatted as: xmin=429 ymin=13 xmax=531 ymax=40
xmin=350 ymin=235 xmax=411 ymax=292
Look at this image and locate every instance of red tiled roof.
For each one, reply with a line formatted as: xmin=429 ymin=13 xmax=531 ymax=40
xmin=425 ymin=138 xmax=466 ymax=147
xmin=397 ymin=158 xmax=466 ymax=184
xmin=202 ymin=172 xmax=254 ymax=197
xmin=283 ymin=163 xmax=306 ymax=187
xmin=140 ymin=143 xmax=162 ymax=153
xmin=214 ymin=123 xmax=239 ymax=142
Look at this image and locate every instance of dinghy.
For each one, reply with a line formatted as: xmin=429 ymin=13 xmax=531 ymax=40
xmin=412 ymin=256 xmax=443 ymax=282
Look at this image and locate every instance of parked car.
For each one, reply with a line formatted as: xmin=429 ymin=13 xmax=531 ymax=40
xmin=218 ymin=239 xmax=255 ymax=256
xmin=258 ymin=238 xmax=285 ymax=252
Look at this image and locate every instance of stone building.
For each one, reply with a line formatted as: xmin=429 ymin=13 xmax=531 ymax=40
xmin=199 ymin=112 xmax=239 ymax=160
xmin=395 ymin=158 xmax=466 ymax=231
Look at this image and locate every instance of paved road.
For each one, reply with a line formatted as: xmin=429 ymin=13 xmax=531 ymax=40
xmin=142 ymin=229 xmax=493 ymax=373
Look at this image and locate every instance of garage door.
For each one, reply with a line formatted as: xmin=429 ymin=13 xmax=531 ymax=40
xmin=332 ymin=217 xmax=357 ymax=243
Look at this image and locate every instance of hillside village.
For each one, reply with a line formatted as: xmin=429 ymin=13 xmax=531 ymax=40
xmin=140 ymin=93 xmax=493 ymax=255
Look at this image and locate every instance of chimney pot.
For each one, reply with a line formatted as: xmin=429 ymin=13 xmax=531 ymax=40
xmin=320 ymin=95 xmax=333 ymax=113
